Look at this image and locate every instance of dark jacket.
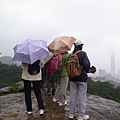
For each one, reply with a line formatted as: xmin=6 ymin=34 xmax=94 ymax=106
xmin=69 ymin=46 xmax=90 ymax=82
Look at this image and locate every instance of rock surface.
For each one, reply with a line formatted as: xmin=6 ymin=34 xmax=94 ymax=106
xmin=0 ymin=87 xmax=120 ymax=120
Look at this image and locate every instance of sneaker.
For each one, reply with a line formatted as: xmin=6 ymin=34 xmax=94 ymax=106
xmin=53 ymin=97 xmax=58 ymax=102
xmin=26 ymin=111 xmax=33 ymax=115
xmin=58 ymin=101 xmax=67 ymax=106
xmin=78 ymin=115 xmax=89 ymax=120
xmin=39 ymin=109 xmax=44 ymax=115
xmin=69 ymin=113 xmax=76 ymax=119
xmin=47 ymin=92 xmax=51 ymax=95
xmin=64 ymin=101 xmax=67 ymax=105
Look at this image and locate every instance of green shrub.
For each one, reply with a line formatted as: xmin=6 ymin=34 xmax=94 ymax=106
xmin=9 ymin=84 xmax=18 ymax=93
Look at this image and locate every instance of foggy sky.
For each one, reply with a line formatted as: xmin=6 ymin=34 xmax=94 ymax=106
xmin=0 ymin=0 xmax=120 ymax=74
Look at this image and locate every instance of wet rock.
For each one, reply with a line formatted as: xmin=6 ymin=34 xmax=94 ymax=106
xmin=0 ymin=81 xmax=32 ymax=94
xmin=0 ymin=89 xmax=120 ymax=120
xmin=16 ymin=81 xmax=24 ymax=92
xmin=0 ymin=89 xmax=68 ymax=120
xmin=0 ymin=87 xmax=10 ymax=95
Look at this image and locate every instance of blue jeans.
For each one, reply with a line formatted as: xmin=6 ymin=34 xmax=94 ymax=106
xmin=23 ymin=80 xmax=44 ymax=111
xmin=69 ymin=82 xmax=87 ymax=117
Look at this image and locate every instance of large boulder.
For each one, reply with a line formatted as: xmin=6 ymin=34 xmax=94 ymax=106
xmin=0 ymin=81 xmax=24 ymax=95
xmin=0 ymin=90 xmax=120 ymax=120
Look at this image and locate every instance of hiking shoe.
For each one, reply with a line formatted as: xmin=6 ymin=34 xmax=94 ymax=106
xmin=39 ymin=109 xmax=44 ymax=115
xmin=59 ymin=101 xmax=67 ymax=106
xmin=69 ymin=113 xmax=76 ymax=119
xmin=26 ymin=111 xmax=33 ymax=115
xmin=53 ymin=97 xmax=58 ymax=102
xmin=78 ymin=115 xmax=89 ymax=120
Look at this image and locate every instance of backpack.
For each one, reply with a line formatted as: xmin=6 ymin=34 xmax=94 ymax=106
xmin=66 ymin=50 xmax=82 ymax=78
xmin=51 ymin=54 xmax=62 ymax=72
xmin=56 ymin=53 xmax=62 ymax=72
xmin=28 ymin=60 xmax=40 ymax=75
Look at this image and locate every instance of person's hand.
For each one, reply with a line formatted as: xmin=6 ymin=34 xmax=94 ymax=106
xmin=89 ymin=66 xmax=96 ymax=73
xmin=32 ymin=70 xmax=38 ymax=75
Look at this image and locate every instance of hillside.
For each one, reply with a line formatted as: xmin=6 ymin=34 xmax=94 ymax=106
xmin=0 ymin=56 xmax=21 ymax=66
xmin=109 ymin=80 xmax=120 ymax=87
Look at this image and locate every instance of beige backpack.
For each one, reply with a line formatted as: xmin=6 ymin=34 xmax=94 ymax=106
xmin=66 ymin=50 xmax=82 ymax=78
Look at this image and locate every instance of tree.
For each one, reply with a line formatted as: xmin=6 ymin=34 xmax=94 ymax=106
xmin=0 ymin=63 xmax=22 ymax=88
xmin=87 ymin=78 xmax=120 ymax=103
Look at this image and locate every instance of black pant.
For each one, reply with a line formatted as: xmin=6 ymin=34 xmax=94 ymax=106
xmin=46 ymin=72 xmax=57 ymax=93
xmin=40 ymin=68 xmax=48 ymax=89
xmin=23 ymin=80 xmax=44 ymax=111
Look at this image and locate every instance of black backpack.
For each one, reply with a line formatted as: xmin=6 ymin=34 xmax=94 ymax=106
xmin=28 ymin=60 xmax=40 ymax=75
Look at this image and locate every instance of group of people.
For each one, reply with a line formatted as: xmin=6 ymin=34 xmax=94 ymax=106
xmin=21 ymin=39 xmax=93 ymax=120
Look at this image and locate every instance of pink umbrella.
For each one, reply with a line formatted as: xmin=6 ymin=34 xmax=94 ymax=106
xmin=48 ymin=35 xmax=76 ymax=55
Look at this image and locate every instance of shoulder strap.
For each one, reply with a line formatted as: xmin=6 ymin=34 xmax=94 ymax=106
xmin=75 ymin=50 xmax=81 ymax=54
xmin=75 ymin=50 xmax=81 ymax=65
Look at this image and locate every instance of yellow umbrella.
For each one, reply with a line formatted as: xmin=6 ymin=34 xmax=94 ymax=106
xmin=48 ymin=35 xmax=76 ymax=55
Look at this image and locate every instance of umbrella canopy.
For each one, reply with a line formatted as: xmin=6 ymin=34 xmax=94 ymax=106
xmin=41 ymin=52 xmax=53 ymax=64
xmin=48 ymin=35 xmax=76 ymax=55
xmin=12 ymin=39 xmax=49 ymax=64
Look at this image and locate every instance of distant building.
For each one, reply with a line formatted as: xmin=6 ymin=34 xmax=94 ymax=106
xmin=111 ymin=52 xmax=115 ymax=77
xmin=118 ymin=69 xmax=120 ymax=78
xmin=99 ymin=69 xmax=106 ymax=77
xmin=105 ymin=73 xmax=112 ymax=80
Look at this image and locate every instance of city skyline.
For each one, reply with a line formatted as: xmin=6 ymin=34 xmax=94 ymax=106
xmin=0 ymin=0 xmax=120 ymax=76
xmin=111 ymin=52 xmax=115 ymax=76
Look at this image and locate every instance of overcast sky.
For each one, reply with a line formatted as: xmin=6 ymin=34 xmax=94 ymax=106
xmin=0 ymin=0 xmax=120 ymax=74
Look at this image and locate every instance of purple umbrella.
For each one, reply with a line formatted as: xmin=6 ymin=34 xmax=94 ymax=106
xmin=12 ymin=39 xmax=49 ymax=64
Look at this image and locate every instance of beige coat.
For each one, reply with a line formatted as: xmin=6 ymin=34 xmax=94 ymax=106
xmin=21 ymin=59 xmax=44 ymax=81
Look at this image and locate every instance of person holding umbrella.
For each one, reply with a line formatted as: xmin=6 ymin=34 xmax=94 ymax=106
xmin=14 ymin=39 xmax=50 ymax=115
xmin=48 ymin=35 xmax=76 ymax=104
xmin=21 ymin=58 xmax=45 ymax=115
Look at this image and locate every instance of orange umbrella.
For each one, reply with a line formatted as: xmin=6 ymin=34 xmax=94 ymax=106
xmin=48 ymin=35 xmax=76 ymax=55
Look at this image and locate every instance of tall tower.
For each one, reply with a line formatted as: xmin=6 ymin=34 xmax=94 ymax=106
xmin=111 ymin=52 xmax=115 ymax=77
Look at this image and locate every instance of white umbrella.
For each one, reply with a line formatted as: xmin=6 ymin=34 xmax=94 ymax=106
xmin=40 ymin=52 xmax=53 ymax=64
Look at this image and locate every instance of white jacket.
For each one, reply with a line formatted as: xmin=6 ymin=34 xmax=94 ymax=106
xmin=21 ymin=59 xmax=44 ymax=81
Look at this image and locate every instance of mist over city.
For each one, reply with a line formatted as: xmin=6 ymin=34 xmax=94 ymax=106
xmin=0 ymin=1 xmax=120 ymax=120
xmin=0 ymin=0 xmax=120 ymax=82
